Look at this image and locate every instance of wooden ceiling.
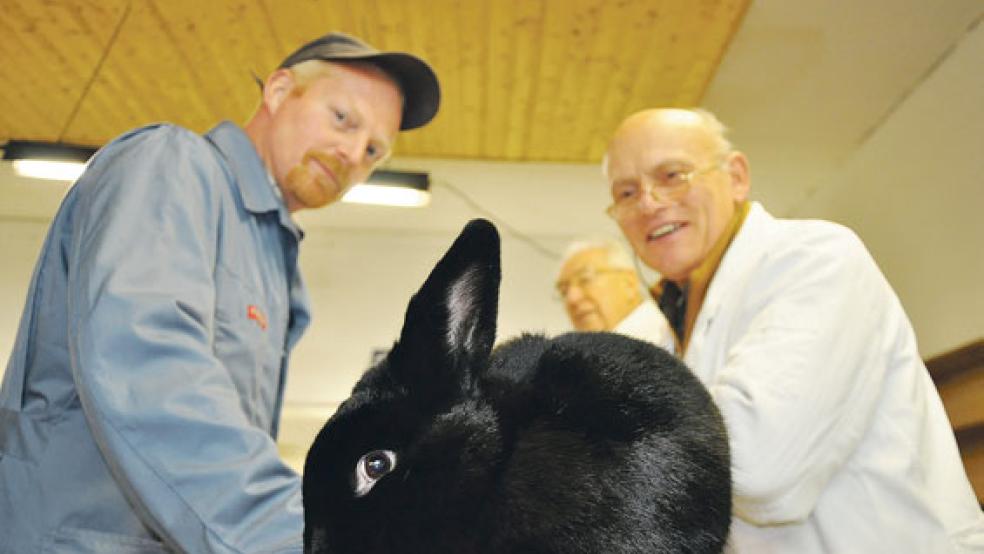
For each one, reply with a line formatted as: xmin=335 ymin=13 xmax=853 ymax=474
xmin=0 ymin=0 xmax=749 ymax=163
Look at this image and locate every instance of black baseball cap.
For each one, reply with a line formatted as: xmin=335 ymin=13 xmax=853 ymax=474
xmin=278 ymin=32 xmax=440 ymax=131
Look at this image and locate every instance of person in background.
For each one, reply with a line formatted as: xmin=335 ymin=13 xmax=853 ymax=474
xmin=555 ymin=239 xmax=666 ymax=345
xmin=602 ymin=107 xmax=984 ymax=552
xmin=0 ymin=32 xmax=439 ymax=553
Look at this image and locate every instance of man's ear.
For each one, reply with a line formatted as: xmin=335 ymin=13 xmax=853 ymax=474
xmin=262 ymin=68 xmax=297 ymax=115
xmin=725 ymin=150 xmax=751 ymax=202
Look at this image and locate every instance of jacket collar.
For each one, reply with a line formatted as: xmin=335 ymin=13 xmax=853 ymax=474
xmin=204 ymin=121 xmax=303 ymax=240
xmin=697 ymin=201 xmax=775 ymax=326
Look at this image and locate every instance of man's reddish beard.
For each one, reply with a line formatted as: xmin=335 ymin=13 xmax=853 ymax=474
xmin=283 ymin=151 xmax=354 ymax=209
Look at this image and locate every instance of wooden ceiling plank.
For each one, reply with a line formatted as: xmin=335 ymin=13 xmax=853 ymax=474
xmin=365 ymin=0 xmax=411 ymax=156
xmin=253 ymin=0 xmax=286 ymax=70
xmin=656 ymin=2 xmax=713 ymax=105
xmin=231 ymin=0 xmax=292 ymax=116
xmin=524 ymin=0 xmax=574 ymax=161
xmin=415 ymin=0 xmax=462 ymax=157
xmin=258 ymin=0 xmax=310 ymax=60
xmin=85 ymin=3 xmax=187 ymax=135
xmin=444 ymin=0 xmax=473 ymax=158
xmin=498 ymin=1 xmax=547 ymax=160
xmin=201 ymin=0 xmax=281 ymax=123
xmin=66 ymin=37 xmax=164 ymax=144
xmin=156 ymin=0 xmax=274 ymax=127
xmin=679 ymin=0 xmax=751 ymax=105
xmin=349 ymin=0 xmax=381 ymax=49
xmin=360 ymin=0 xmax=396 ymax=50
xmin=73 ymin=1 xmax=213 ymax=143
xmin=455 ymin=0 xmax=487 ymax=157
xmin=257 ymin=0 xmax=337 ymax=84
xmin=329 ymin=0 xmax=369 ymax=45
xmin=614 ymin=3 xmax=698 ymax=126
xmin=551 ymin=0 xmax=622 ymax=162
xmin=581 ymin=1 xmax=686 ymax=162
xmin=0 ymin=108 xmax=18 ymax=142
xmin=3 ymin=0 xmax=750 ymax=162
xmin=374 ymin=0 xmax=435 ymax=158
xmin=58 ymin=0 xmax=145 ymax=144
xmin=537 ymin=0 xmax=602 ymax=161
xmin=617 ymin=0 xmax=748 ymax=113
xmin=480 ymin=0 xmax=516 ymax=160
xmin=502 ymin=0 xmax=547 ymax=160
xmin=150 ymin=0 xmax=237 ymax=124
xmin=0 ymin=12 xmax=63 ymax=140
xmin=40 ymin=0 xmax=117 ymax=140
xmin=570 ymin=1 xmax=663 ymax=162
xmin=0 ymin=0 xmax=124 ymax=142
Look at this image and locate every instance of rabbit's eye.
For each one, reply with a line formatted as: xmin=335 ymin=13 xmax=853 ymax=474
xmin=353 ymin=449 xmax=397 ymax=497
xmin=365 ymin=451 xmax=393 ymax=478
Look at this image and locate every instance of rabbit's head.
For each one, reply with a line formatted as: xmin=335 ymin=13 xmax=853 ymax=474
xmin=303 ymin=219 xmax=503 ymax=552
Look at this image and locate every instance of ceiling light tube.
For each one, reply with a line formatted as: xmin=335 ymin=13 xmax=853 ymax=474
xmin=342 ymin=169 xmax=431 ymax=208
xmin=11 ymin=159 xmax=88 ymax=181
xmin=3 ymin=140 xmax=98 ymax=182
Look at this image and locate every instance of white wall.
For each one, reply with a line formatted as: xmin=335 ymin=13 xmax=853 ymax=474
xmin=284 ymin=226 xmax=576 ymax=406
xmin=281 ymin=158 xmax=620 ymax=411
xmin=787 ymin=18 xmax=984 ymax=358
xmin=0 ymin=219 xmax=49 ymax=356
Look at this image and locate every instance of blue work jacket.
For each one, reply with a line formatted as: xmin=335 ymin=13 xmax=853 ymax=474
xmin=0 ymin=121 xmax=311 ymax=553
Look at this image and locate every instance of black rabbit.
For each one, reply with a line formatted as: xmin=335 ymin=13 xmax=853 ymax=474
xmin=303 ymin=219 xmax=732 ymax=553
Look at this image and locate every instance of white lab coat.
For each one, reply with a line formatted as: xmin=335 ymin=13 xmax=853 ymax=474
xmin=648 ymin=202 xmax=983 ymax=552
xmin=613 ymin=298 xmax=668 ymax=347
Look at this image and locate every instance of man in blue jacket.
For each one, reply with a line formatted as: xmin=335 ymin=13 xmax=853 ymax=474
xmin=0 ymin=32 xmax=440 ymax=553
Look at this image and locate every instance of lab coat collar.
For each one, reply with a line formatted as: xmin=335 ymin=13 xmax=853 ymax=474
xmin=685 ymin=202 xmax=775 ymax=363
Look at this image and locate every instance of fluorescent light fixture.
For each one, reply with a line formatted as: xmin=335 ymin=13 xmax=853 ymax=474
xmin=342 ymin=169 xmax=430 ymax=208
xmin=12 ymin=159 xmax=87 ymax=181
xmin=2 ymin=141 xmax=433 ymax=210
xmin=3 ymin=140 xmax=97 ymax=181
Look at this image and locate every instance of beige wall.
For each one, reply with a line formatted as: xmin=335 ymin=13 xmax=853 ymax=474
xmin=786 ymin=18 xmax=984 ymax=358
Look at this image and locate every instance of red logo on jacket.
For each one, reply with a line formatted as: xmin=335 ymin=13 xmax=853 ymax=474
xmin=247 ymin=305 xmax=268 ymax=330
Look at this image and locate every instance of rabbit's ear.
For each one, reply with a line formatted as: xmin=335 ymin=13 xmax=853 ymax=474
xmin=389 ymin=219 xmax=501 ymax=401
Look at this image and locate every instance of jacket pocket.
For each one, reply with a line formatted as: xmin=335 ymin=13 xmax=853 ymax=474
xmin=213 ymin=265 xmax=281 ymax=425
xmin=0 ymin=408 xmax=51 ymax=463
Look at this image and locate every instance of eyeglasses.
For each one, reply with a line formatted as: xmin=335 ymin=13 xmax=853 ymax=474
xmin=555 ymin=268 xmax=630 ymax=299
xmin=605 ymin=159 xmax=725 ymax=220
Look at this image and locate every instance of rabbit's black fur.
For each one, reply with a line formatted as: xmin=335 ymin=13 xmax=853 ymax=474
xmin=303 ymin=219 xmax=732 ymax=553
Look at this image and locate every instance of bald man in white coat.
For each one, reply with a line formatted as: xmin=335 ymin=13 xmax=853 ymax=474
xmin=602 ymin=107 xmax=983 ymax=552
